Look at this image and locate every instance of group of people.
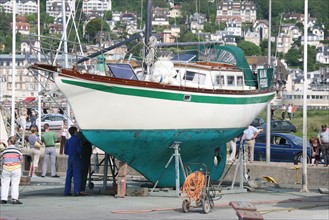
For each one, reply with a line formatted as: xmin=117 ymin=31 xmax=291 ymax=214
xmin=0 ymin=120 xmax=93 ymax=204
xmin=310 ymin=124 xmax=329 ymax=167
xmin=229 ymin=123 xmax=329 ymax=167
xmin=27 ymin=123 xmax=59 ymax=178
xmin=280 ymin=103 xmax=296 ymax=121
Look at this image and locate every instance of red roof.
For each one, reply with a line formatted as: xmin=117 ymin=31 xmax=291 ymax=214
xmin=23 ymin=97 xmax=36 ymax=102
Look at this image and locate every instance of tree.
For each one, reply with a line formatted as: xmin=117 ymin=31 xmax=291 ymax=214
xmin=103 ymin=10 xmax=112 ymax=21
xmin=300 ymin=45 xmax=319 ymax=72
xmin=85 ymin=18 xmax=111 ymax=42
xmin=284 ymin=48 xmax=301 ymax=67
xmin=237 ymin=41 xmax=261 ymax=56
xmin=26 ymin=14 xmax=37 ymax=25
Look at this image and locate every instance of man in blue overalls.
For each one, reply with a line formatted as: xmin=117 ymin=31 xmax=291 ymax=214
xmin=64 ymin=126 xmax=82 ymax=196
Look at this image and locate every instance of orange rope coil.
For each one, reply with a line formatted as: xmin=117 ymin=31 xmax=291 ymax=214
xmin=181 ymin=171 xmax=205 ymax=203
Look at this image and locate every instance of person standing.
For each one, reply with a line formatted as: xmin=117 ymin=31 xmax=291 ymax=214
xmin=59 ymin=119 xmax=68 ymax=155
xmin=28 ymin=125 xmax=42 ymax=177
xmin=64 ymin=126 xmax=82 ymax=196
xmin=281 ymin=104 xmax=286 ymax=120
xmin=19 ymin=109 xmax=27 ymax=147
xmin=271 ymin=105 xmax=275 ymax=120
xmin=30 ymin=110 xmax=37 ymax=128
xmin=291 ymin=104 xmax=296 ymax=119
xmin=241 ymin=125 xmax=260 ymax=163
xmin=287 ymin=104 xmax=292 ymax=120
xmin=41 ymin=123 xmax=59 ymax=177
xmin=77 ymin=131 xmax=93 ymax=195
xmin=318 ymin=124 xmax=329 ymax=167
xmin=0 ymin=136 xmax=23 ymax=204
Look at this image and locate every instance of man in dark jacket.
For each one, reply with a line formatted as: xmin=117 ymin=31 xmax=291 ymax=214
xmin=64 ymin=126 xmax=82 ymax=196
xmin=77 ymin=131 xmax=93 ymax=195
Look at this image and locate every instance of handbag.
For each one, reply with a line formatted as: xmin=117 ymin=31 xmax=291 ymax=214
xmin=34 ymin=141 xmax=42 ymax=150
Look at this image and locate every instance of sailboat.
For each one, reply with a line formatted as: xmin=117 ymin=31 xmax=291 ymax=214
xmin=29 ymin=0 xmax=275 ymax=187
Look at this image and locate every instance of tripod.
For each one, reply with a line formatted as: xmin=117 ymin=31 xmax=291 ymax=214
xmin=151 ymin=142 xmax=186 ymax=197
xmin=230 ymin=142 xmax=248 ymax=191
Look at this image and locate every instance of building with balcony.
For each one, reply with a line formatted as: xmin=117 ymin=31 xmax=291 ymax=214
xmin=216 ymin=0 xmax=256 ymax=23
xmin=82 ymin=0 xmax=112 ymax=17
xmin=46 ymin=0 xmax=75 ymax=18
xmin=0 ymin=0 xmax=37 ymax=15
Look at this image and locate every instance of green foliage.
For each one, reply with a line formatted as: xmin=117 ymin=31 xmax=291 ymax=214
xmin=103 ymin=10 xmax=112 ymax=21
xmin=260 ymin=40 xmax=275 ymax=56
xmin=85 ymin=18 xmax=111 ymax=42
xmin=284 ymin=48 xmax=301 ymax=67
xmin=179 ymin=31 xmax=198 ymax=43
xmin=285 ymin=45 xmax=319 ymax=71
xmin=203 ymin=21 xmax=214 ymax=33
xmin=304 ymin=45 xmax=318 ymax=72
xmin=26 ymin=14 xmax=37 ymax=25
xmin=237 ymin=41 xmax=261 ymax=56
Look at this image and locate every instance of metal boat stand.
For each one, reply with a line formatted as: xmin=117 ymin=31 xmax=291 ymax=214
xmin=229 ymin=143 xmax=248 ymax=193
xmin=88 ymin=153 xmax=118 ymax=191
xmin=150 ymin=142 xmax=186 ymax=197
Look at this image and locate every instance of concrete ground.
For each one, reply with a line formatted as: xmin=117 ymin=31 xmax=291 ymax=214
xmin=0 ymin=175 xmax=328 ymax=220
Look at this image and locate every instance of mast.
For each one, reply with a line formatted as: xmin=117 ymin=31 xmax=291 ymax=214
xmin=10 ymin=0 xmax=16 ymax=136
xmin=301 ymin=0 xmax=308 ymax=193
xmin=143 ymin=0 xmax=153 ymax=75
xmin=145 ymin=0 xmax=152 ymax=49
xmin=266 ymin=0 xmax=272 ymax=164
xmin=62 ymin=0 xmax=70 ymax=126
xmin=37 ymin=0 xmax=42 ymax=136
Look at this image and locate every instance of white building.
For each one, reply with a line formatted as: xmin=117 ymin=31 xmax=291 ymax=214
xmin=46 ymin=0 xmax=75 ymax=17
xmin=253 ymin=20 xmax=269 ymax=41
xmin=316 ymin=46 xmax=329 ymax=65
xmin=0 ymin=0 xmax=37 ymax=15
xmin=216 ymin=0 xmax=256 ymax=23
xmin=82 ymin=0 xmax=112 ymax=17
xmin=225 ymin=19 xmax=241 ymax=36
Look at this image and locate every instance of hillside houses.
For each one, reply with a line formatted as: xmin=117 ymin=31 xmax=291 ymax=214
xmin=0 ymin=0 xmax=37 ymax=15
xmin=316 ymin=46 xmax=329 ymax=65
xmin=216 ymin=0 xmax=256 ymax=23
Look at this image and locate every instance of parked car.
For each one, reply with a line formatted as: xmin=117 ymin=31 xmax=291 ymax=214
xmin=237 ymin=133 xmax=311 ymax=163
xmin=257 ymin=120 xmax=297 ymax=133
xmin=250 ymin=117 xmax=265 ymax=127
xmin=26 ymin=114 xmax=73 ymax=131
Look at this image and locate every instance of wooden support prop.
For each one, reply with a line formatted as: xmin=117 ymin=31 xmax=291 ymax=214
xmin=236 ymin=210 xmax=264 ymax=220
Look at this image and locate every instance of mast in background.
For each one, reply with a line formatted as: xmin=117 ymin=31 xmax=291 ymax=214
xmin=266 ymin=0 xmax=272 ymax=163
xmin=143 ymin=0 xmax=153 ymax=76
xmin=10 ymin=0 xmax=17 ymax=136
xmin=37 ymin=0 xmax=42 ymax=136
xmin=61 ymin=0 xmax=70 ymax=126
xmin=301 ymin=0 xmax=309 ymax=193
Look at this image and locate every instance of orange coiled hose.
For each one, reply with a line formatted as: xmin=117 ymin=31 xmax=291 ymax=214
xmin=181 ymin=171 xmax=205 ymax=203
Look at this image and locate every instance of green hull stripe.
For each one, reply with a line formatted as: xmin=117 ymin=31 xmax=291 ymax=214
xmin=62 ymin=79 xmax=274 ymax=104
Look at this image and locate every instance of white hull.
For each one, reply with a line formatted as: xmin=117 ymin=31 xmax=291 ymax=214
xmin=55 ymin=76 xmax=274 ymax=131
